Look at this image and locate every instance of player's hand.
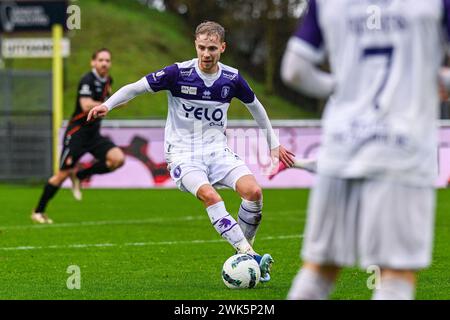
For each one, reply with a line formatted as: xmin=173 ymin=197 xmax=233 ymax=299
xmin=87 ymin=105 xmax=109 ymax=121
xmin=271 ymin=145 xmax=295 ymax=168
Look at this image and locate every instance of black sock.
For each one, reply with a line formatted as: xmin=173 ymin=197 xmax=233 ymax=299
xmin=76 ymin=161 xmax=110 ymax=180
xmin=35 ymin=182 xmax=60 ymax=213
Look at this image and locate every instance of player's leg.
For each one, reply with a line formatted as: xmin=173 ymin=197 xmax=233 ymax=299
xmin=288 ymin=176 xmax=360 ymax=299
xmin=211 ymin=159 xmax=262 ymax=246
xmin=32 ymin=169 xmax=72 ymax=224
xmin=359 ymin=179 xmax=435 ymax=300
xmin=288 ymin=261 xmax=340 ymax=300
xmin=73 ymin=137 xmax=124 ymax=199
xmin=234 ymin=174 xmax=263 ymax=246
xmin=76 ymin=146 xmax=124 ymax=178
xmin=106 ymin=147 xmax=125 ymax=170
xmin=32 ymin=136 xmax=84 ymax=223
xmin=180 ymin=171 xmax=255 ymax=255
xmin=194 ymin=178 xmax=273 ymax=282
xmin=77 ymin=137 xmax=124 ymax=180
xmin=372 ymin=270 xmax=416 ymax=300
xmin=215 ymin=166 xmax=273 ymax=282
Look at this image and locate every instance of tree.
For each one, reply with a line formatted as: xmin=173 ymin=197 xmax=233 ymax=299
xmin=163 ymin=0 xmax=317 ymax=110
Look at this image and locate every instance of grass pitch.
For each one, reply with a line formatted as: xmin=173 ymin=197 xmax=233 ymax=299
xmin=0 ymin=185 xmax=449 ymax=299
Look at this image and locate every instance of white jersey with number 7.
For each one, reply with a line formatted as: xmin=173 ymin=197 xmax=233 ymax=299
xmin=288 ymin=0 xmax=448 ymax=186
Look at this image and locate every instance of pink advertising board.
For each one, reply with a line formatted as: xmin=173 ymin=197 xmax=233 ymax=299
xmin=61 ymin=124 xmax=450 ymax=189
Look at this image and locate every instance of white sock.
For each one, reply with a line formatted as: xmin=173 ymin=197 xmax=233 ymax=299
xmin=372 ymin=277 xmax=415 ymax=300
xmin=238 ymin=198 xmax=262 ymax=245
xmin=287 ymin=268 xmax=334 ymax=300
xmin=206 ymin=201 xmax=254 ymax=254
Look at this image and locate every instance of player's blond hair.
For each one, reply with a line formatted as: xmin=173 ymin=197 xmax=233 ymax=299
xmin=195 ymin=21 xmax=225 ymax=42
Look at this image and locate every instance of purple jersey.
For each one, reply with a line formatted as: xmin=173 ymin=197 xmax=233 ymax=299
xmin=145 ymin=58 xmax=255 ymax=154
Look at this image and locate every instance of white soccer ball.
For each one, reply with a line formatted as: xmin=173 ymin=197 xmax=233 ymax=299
xmin=221 ymin=254 xmax=261 ymax=289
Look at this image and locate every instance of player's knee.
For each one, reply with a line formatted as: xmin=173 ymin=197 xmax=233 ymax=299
xmin=198 ymin=188 xmax=222 ymax=206
xmin=113 ymin=153 xmax=125 ymax=168
xmin=243 ymin=185 xmax=263 ymax=201
xmin=49 ymin=170 xmax=70 ymax=186
xmin=204 ymin=191 xmax=222 ymax=206
xmin=107 ymin=151 xmax=125 ymax=170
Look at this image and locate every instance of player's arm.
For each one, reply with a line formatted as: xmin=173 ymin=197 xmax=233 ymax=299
xmin=281 ymin=50 xmax=334 ymax=99
xmin=439 ymin=67 xmax=450 ymax=101
xmin=87 ymin=78 xmax=149 ymax=120
xmin=246 ymin=97 xmax=295 ymax=167
xmin=280 ymin=0 xmax=335 ymax=99
xmin=79 ymin=97 xmax=105 ymax=112
xmin=236 ymin=74 xmax=295 ymax=167
xmin=88 ymin=65 xmax=178 ymax=121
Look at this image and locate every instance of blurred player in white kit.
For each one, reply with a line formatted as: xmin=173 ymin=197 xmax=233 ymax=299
xmin=281 ymin=0 xmax=450 ymax=299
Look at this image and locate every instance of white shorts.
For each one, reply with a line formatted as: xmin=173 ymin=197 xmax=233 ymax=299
xmin=302 ymin=175 xmax=436 ymax=270
xmin=166 ymin=147 xmax=253 ymax=196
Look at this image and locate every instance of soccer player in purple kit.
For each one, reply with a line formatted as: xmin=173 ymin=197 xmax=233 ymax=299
xmin=88 ymin=21 xmax=295 ymax=282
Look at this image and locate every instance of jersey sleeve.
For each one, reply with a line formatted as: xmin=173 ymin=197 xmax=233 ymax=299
xmin=287 ymin=0 xmax=325 ymax=64
xmin=78 ymin=76 xmax=94 ymax=98
xmin=145 ymin=64 xmax=179 ymax=92
xmin=235 ymin=74 xmax=256 ymax=104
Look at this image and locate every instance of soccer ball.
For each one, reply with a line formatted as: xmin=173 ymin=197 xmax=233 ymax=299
xmin=221 ymin=254 xmax=261 ymax=289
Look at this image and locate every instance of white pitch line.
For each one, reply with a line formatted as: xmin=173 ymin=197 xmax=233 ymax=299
xmin=0 ymin=234 xmax=303 ymax=252
xmin=0 ymin=215 xmax=206 ymax=230
xmin=0 ymin=210 xmax=305 ymax=231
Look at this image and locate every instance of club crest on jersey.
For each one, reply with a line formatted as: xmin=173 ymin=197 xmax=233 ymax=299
xmin=181 ymin=86 xmax=197 ymax=95
xmin=221 ymin=86 xmax=230 ymax=98
xmin=173 ymin=165 xmax=182 ymax=179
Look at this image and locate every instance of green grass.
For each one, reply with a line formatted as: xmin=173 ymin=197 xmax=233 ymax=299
xmin=6 ymin=0 xmax=318 ymax=120
xmin=0 ymin=186 xmax=449 ymax=300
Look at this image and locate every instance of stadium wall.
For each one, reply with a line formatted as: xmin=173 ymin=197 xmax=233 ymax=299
xmin=61 ymin=120 xmax=450 ymax=189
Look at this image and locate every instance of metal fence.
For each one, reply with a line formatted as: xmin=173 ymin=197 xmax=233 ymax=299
xmin=0 ymin=69 xmax=53 ymax=181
